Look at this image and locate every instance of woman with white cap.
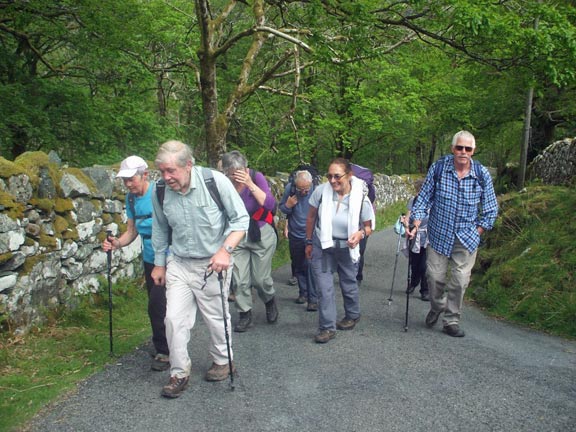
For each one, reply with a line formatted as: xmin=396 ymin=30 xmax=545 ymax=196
xmin=102 ymin=155 xmax=170 ymax=371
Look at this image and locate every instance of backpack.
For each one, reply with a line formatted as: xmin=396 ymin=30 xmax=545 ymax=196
xmin=287 ymin=164 xmax=322 ymax=196
xmin=351 ymin=163 xmax=376 ymax=204
xmin=155 ymin=167 xmax=224 ymax=244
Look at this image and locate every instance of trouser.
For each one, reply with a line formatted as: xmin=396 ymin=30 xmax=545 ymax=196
xmin=311 ymin=239 xmax=360 ymax=331
xmin=409 ymin=247 xmax=429 ymax=295
xmin=289 ymin=235 xmax=318 ymax=303
xmin=143 ymin=262 xmax=169 ymax=356
xmin=356 ymin=236 xmax=369 ymax=282
xmin=233 ymin=223 xmax=277 ymax=313
xmin=426 ymin=239 xmax=477 ymax=326
xmin=164 ymin=255 xmax=233 ymax=379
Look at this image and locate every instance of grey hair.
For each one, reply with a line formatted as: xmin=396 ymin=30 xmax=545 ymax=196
xmin=155 ymin=140 xmax=195 ymax=167
xmin=451 ymin=130 xmax=476 ymax=148
xmin=295 ymin=170 xmax=313 ymax=184
xmin=221 ymin=150 xmax=248 ymax=172
xmin=135 ymin=166 xmax=147 ymax=176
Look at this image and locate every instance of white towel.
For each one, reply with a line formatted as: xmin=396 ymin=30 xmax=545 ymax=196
xmin=318 ymin=176 xmax=368 ymax=264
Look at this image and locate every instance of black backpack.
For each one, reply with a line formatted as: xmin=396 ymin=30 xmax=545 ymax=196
xmin=287 ymin=164 xmax=322 ymax=195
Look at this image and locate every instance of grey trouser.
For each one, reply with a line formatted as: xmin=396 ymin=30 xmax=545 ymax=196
xmin=233 ymin=223 xmax=277 ymax=312
xmin=426 ymin=239 xmax=477 ymax=326
xmin=311 ymin=238 xmax=360 ymax=331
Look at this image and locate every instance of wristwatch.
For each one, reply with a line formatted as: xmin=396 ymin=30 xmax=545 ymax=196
xmin=223 ymin=244 xmax=234 ymax=254
xmin=305 ymin=238 xmax=313 ymax=246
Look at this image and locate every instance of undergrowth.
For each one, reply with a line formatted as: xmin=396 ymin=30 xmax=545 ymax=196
xmin=470 ymin=185 xmax=575 ymax=338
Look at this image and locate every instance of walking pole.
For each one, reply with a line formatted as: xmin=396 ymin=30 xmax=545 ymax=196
xmin=106 ymin=230 xmax=114 ymax=356
xmin=387 ymin=232 xmax=403 ymax=305
xmin=404 ymin=236 xmax=414 ymax=332
xmin=218 ymin=271 xmax=235 ymax=390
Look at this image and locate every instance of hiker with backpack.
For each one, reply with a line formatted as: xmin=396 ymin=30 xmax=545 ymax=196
xmin=350 ymin=164 xmax=377 ymax=286
xmin=102 ymin=156 xmax=170 ymax=372
xmin=279 ymin=169 xmax=319 ymax=311
xmin=151 ymin=141 xmax=249 ymax=398
xmin=408 ymin=131 xmax=498 ymax=338
xmin=221 ymin=151 xmax=279 ymax=333
xmin=305 ymin=158 xmax=375 ymax=344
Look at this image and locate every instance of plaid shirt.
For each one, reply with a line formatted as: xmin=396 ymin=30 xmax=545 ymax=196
xmin=411 ymin=155 xmax=498 ymax=257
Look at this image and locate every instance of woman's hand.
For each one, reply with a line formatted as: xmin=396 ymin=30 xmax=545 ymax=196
xmin=347 ymin=230 xmax=364 ymax=249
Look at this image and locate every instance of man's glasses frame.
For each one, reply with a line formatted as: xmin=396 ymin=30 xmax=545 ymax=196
xmin=454 ymin=145 xmax=474 ymax=153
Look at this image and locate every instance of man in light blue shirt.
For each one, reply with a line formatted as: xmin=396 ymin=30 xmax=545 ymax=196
xmin=151 ymin=140 xmax=249 ymax=398
xmin=410 ymin=130 xmax=498 ymax=338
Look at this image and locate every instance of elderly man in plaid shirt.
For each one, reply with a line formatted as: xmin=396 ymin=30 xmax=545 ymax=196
xmin=409 ymin=130 xmax=498 ymax=337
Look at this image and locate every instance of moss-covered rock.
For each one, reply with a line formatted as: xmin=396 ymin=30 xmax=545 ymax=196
xmin=54 ymin=197 xmax=74 ymax=213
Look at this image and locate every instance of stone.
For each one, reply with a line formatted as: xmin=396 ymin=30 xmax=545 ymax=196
xmin=60 ymin=173 xmax=90 ymax=198
xmin=8 ymin=174 xmax=33 ymax=203
xmin=82 ymin=167 xmax=114 ymax=199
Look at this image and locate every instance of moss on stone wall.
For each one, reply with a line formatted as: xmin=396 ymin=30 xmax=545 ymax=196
xmin=54 ymin=197 xmax=74 ymax=213
xmin=29 ymin=198 xmax=55 ymax=213
xmin=0 ymin=252 xmax=13 ymax=264
xmin=61 ymin=227 xmax=79 ymax=241
xmin=65 ymin=167 xmax=97 ymax=193
xmin=0 ymin=157 xmax=29 ymax=180
xmin=0 ymin=190 xmax=25 ymax=220
xmin=53 ymin=215 xmax=69 ymax=233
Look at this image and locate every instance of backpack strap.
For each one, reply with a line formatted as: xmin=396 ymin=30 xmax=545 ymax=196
xmin=155 ymin=179 xmax=171 ymax=245
xmin=433 ymin=155 xmax=485 ymax=190
xmin=201 ymin=167 xmax=224 ymax=212
xmin=128 ymin=192 xmax=152 ymax=220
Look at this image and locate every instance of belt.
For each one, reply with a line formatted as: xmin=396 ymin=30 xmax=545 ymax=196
xmin=332 ymin=238 xmax=349 ymax=249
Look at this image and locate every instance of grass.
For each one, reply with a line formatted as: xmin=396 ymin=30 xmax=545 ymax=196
xmin=469 ymin=185 xmax=576 ymax=338
xmin=0 ymin=280 xmax=150 ymax=432
xmin=2 ymin=188 xmax=575 ymax=431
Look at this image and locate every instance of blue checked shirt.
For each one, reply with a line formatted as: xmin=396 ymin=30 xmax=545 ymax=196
xmin=411 ymin=155 xmax=498 ymax=257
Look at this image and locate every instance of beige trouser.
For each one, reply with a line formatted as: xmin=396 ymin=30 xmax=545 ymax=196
xmin=164 ymin=255 xmax=233 ymax=379
xmin=232 ymin=223 xmax=277 ymax=312
xmin=426 ymin=239 xmax=477 ymax=326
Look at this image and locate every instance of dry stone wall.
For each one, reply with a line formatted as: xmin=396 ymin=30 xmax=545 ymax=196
xmin=0 ymin=151 xmax=414 ymax=334
xmin=529 ymin=137 xmax=576 ymax=186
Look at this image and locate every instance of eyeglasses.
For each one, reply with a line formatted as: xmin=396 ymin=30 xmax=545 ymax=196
xmin=200 ymin=268 xmax=214 ymax=290
xmin=296 ymin=187 xmax=310 ymax=194
xmin=454 ymin=145 xmax=474 ymax=153
xmin=326 ymin=173 xmax=345 ymax=181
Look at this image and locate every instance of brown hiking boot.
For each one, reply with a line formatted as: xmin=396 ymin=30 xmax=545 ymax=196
xmin=265 ymin=297 xmax=278 ymax=323
xmin=161 ymin=376 xmax=189 ymax=399
xmin=205 ymin=362 xmax=236 ymax=382
xmin=234 ymin=310 xmax=252 ymax=332
xmin=314 ymin=329 xmax=336 ymax=344
xmin=336 ymin=317 xmax=360 ymax=331
xmin=294 ymin=296 xmax=306 ymax=304
xmin=151 ymin=353 xmax=170 ymax=372
xmin=306 ymin=303 xmax=318 ymax=312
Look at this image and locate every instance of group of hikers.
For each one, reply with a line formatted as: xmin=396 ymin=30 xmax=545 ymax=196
xmin=102 ymin=130 xmax=498 ymax=398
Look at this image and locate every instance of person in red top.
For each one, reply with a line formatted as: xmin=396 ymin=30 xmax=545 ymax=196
xmin=221 ymin=151 xmax=279 ymax=332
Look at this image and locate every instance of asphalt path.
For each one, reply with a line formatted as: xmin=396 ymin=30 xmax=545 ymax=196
xmin=26 ymin=228 xmax=576 ymax=432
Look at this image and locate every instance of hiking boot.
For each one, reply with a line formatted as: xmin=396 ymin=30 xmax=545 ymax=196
xmin=443 ymin=324 xmax=466 ymax=337
xmin=265 ymin=297 xmax=278 ymax=323
xmin=306 ymin=303 xmax=318 ymax=312
xmin=336 ymin=316 xmax=360 ymax=331
xmin=234 ymin=310 xmax=252 ymax=332
xmin=205 ymin=362 xmax=236 ymax=382
xmin=314 ymin=329 xmax=336 ymax=344
xmin=294 ymin=296 xmax=306 ymax=304
xmin=425 ymin=309 xmax=441 ymax=328
xmin=161 ymin=376 xmax=189 ymax=399
xmin=151 ymin=353 xmax=170 ymax=372
xmin=288 ymin=277 xmax=297 ymax=286
xmin=420 ymin=293 xmax=430 ymax=302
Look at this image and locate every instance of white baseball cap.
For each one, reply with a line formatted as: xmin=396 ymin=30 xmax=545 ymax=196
xmin=116 ymin=156 xmax=148 ymax=178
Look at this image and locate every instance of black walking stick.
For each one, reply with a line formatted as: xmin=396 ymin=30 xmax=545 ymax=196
xmin=404 ymin=235 xmax=414 ymax=332
xmin=217 ymin=271 xmax=235 ymax=390
xmin=387 ymin=230 xmax=404 ymax=305
xmin=106 ymin=230 xmax=114 ymax=356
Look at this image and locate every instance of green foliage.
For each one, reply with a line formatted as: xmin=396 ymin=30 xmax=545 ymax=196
xmin=470 ymin=185 xmax=576 ymax=338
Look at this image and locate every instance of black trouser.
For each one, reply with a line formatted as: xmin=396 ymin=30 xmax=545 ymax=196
xmin=409 ymin=247 xmax=429 ymax=295
xmin=143 ymin=262 xmax=169 ymax=356
xmin=356 ymin=236 xmax=369 ymax=282
xmin=288 ymin=235 xmax=318 ymax=303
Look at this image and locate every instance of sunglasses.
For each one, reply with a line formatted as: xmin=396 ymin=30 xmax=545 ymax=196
xmin=454 ymin=145 xmax=474 ymax=153
xmin=326 ymin=173 xmax=346 ymax=181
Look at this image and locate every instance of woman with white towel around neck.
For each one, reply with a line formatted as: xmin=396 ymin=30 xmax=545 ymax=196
xmin=305 ymin=158 xmax=375 ymax=344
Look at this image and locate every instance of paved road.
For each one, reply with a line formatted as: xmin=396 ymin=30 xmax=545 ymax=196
xmin=26 ymin=228 xmax=576 ymax=432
